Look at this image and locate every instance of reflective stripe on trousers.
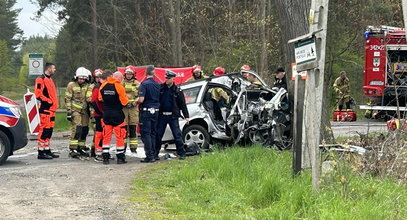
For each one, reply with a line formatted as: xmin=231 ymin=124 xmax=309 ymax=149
xmin=102 ymin=120 xmax=127 ymax=155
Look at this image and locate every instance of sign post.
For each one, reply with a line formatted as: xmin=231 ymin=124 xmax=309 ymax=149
xmin=288 ymin=0 xmax=329 ymax=191
xmin=294 ymin=37 xmax=317 ymax=69
xmin=29 ymin=54 xmax=44 ymax=79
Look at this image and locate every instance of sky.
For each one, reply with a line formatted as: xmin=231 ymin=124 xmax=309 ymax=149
xmin=14 ymin=0 xmax=63 ymax=38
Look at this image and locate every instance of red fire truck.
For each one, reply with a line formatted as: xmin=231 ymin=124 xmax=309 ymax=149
xmin=360 ymin=25 xmax=407 ymax=118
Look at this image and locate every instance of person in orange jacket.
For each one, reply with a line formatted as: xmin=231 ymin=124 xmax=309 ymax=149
xmin=98 ymin=70 xmax=129 ymax=165
xmin=34 ymin=62 xmax=59 ymax=160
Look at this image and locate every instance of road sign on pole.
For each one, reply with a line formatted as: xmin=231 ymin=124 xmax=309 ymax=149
xmin=29 ymin=54 xmax=44 ymax=77
xmin=294 ymin=37 xmax=317 ymax=71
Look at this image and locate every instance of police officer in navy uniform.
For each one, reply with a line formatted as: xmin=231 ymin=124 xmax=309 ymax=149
xmin=138 ymin=66 xmax=160 ymax=163
xmin=156 ymin=71 xmax=189 ymax=160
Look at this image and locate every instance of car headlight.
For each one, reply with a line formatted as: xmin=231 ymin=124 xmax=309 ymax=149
xmin=9 ymin=106 xmax=22 ymax=118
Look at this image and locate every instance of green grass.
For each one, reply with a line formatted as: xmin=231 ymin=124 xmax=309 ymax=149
xmin=54 ymin=112 xmax=70 ymax=131
xmin=22 ymin=112 xmax=71 ymax=132
xmin=130 ymin=146 xmax=407 ymax=219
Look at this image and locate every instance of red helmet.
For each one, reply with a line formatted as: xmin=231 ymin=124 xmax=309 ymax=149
xmin=93 ymin=68 xmax=103 ymax=77
xmin=241 ymin=64 xmax=250 ymax=71
xmin=213 ymin=66 xmax=225 ymax=76
xmin=124 ymin=65 xmax=136 ymax=78
xmin=192 ymin=65 xmax=202 ymax=73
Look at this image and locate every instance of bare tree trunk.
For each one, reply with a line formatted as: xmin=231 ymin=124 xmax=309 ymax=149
xmin=228 ymin=0 xmax=235 ymax=42
xmin=166 ymin=0 xmax=182 ymax=66
xmin=259 ymin=0 xmax=267 ymax=75
xmin=274 ymin=0 xmax=310 ymax=145
xmin=111 ymin=0 xmax=119 ymax=65
xmin=320 ymin=52 xmax=335 ymax=144
xmin=274 ymin=0 xmax=310 ymax=73
xmin=90 ymin=0 xmax=98 ymax=70
xmin=175 ymin=0 xmax=182 ymax=66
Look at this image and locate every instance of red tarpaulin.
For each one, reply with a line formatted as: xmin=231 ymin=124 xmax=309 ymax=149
xmin=117 ymin=66 xmax=193 ymax=85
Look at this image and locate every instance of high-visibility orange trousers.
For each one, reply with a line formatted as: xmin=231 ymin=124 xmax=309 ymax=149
xmin=102 ymin=120 xmax=126 ymax=155
xmin=94 ymin=116 xmax=103 ymax=156
xmin=37 ymin=112 xmax=55 ymax=151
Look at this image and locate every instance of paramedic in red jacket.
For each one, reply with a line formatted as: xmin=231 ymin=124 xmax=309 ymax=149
xmin=90 ymin=69 xmax=104 ymax=162
xmin=98 ymin=70 xmax=129 ymax=165
xmin=34 ymin=62 xmax=59 ymax=160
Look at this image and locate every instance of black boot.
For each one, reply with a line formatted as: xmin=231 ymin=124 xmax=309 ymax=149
xmin=77 ymin=147 xmax=89 ymax=157
xmin=346 ymin=101 xmax=352 ymax=110
xmin=38 ymin=150 xmax=53 ymax=160
xmin=90 ymin=146 xmax=96 ymax=157
xmin=45 ymin=149 xmax=59 ymax=158
xmin=117 ymin=153 xmax=127 ymax=164
xmin=102 ymin=153 xmax=110 ymax=165
xmin=69 ymin=149 xmax=80 ymax=158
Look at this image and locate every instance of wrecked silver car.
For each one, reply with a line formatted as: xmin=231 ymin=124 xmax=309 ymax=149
xmin=161 ymin=71 xmax=291 ymax=150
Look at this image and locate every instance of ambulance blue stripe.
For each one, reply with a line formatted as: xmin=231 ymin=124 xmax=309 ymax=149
xmin=0 ymin=106 xmax=15 ymax=117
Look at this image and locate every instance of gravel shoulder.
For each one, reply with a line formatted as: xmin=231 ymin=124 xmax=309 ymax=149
xmin=0 ymin=134 xmax=153 ymax=220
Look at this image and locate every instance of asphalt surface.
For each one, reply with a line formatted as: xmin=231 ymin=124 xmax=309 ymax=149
xmin=331 ymin=120 xmax=387 ymax=138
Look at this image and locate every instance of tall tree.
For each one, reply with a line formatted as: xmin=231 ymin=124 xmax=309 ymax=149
xmin=258 ymin=0 xmax=267 ymax=75
xmin=0 ymin=40 xmax=16 ymax=92
xmin=0 ymin=0 xmax=23 ymax=50
xmin=164 ymin=0 xmax=183 ymax=66
xmin=90 ymin=0 xmax=98 ymax=70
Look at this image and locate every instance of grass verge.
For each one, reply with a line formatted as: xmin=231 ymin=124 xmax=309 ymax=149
xmin=22 ymin=112 xmax=70 ymax=131
xmin=130 ymin=146 xmax=407 ymax=219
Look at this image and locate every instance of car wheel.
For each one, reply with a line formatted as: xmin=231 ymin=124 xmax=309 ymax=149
xmin=183 ymin=125 xmax=210 ymax=150
xmin=0 ymin=130 xmax=11 ymax=165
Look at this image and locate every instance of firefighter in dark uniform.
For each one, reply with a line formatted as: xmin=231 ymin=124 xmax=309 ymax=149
xmin=138 ymin=66 xmax=160 ymax=163
xmin=156 ymin=71 xmax=189 ymax=160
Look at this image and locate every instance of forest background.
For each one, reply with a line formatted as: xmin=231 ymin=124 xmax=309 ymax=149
xmin=0 ymin=0 xmax=403 ymax=112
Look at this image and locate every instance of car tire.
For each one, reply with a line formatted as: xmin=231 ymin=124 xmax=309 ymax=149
xmin=0 ymin=130 xmax=11 ymax=165
xmin=183 ymin=125 xmax=210 ymax=150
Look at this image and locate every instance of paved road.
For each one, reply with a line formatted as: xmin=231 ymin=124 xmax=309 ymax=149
xmin=331 ymin=120 xmax=387 ymax=138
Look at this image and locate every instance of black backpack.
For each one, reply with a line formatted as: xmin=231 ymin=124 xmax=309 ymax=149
xmin=184 ymin=142 xmax=201 ymax=156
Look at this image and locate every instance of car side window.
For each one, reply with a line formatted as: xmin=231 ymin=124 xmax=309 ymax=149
xmin=183 ymin=86 xmax=201 ymax=104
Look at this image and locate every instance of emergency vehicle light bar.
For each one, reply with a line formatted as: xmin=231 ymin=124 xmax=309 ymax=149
xmin=366 ymin=25 xmax=403 ymax=34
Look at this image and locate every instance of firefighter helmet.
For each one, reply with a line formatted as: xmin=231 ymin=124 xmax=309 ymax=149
xmin=75 ymin=67 xmax=91 ymax=79
xmin=125 ymin=65 xmax=135 ymax=74
xmin=240 ymin=65 xmax=250 ymax=71
xmin=213 ymin=66 xmax=225 ymax=76
xmin=192 ymin=65 xmax=202 ymax=73
xmin=93 ymin=69 xmax=103 ymax=77
xmin=125 ymin=68 xmax=134 ymax=74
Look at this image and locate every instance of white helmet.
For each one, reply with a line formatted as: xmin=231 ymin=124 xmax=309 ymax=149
xmin=75 ymin=67 xmax=91 ymax=79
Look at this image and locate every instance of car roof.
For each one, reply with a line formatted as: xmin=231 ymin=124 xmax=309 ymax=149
xmin=181 ymin=72 xmax=268 ymax=88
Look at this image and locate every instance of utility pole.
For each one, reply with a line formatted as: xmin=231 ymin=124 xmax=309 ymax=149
xmin=303 ymin=0 xmax=329 ymax=191
xmin=289 ymin=0 xmax=329 ymax=191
